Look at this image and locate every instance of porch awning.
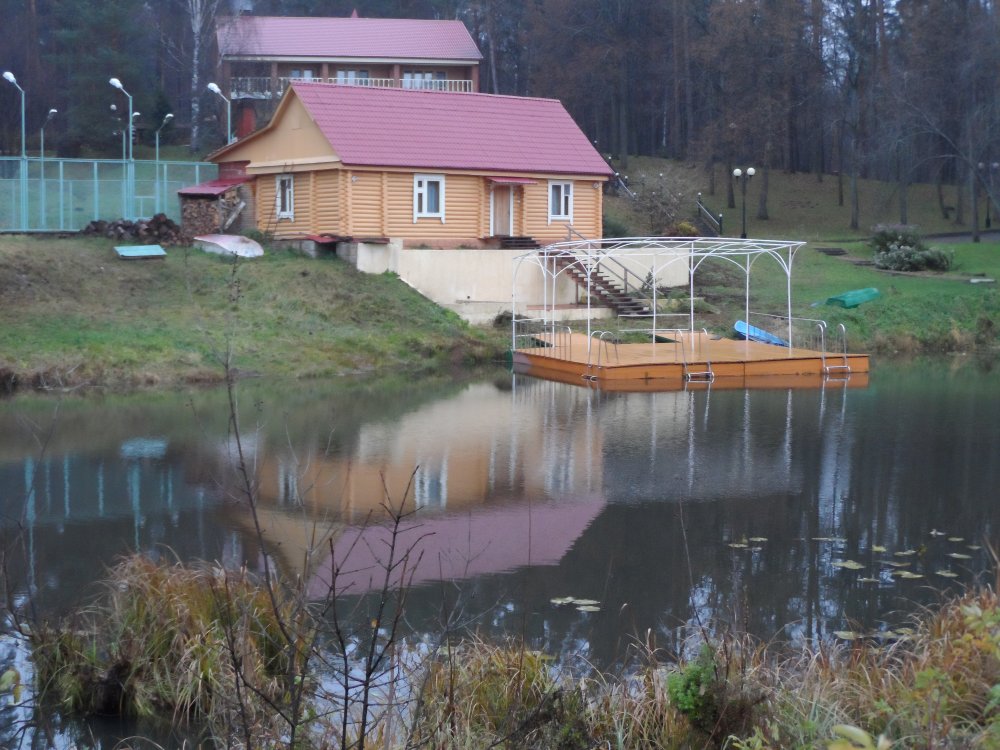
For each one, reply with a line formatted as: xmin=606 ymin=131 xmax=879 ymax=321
xmin=177 ymin=177 xmax=250 ymax=197
xmin=487 ymin=177 xmax=538 ymax=185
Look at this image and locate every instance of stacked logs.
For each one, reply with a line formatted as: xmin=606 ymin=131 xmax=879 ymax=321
xmin=81 ymin=214 xmax=186 ymax=245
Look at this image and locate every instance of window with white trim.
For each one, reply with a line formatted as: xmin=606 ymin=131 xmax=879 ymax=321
xmin=413 ymin=174 xmax=445 ymax=222
xmin=276 ymin=174 xmax=294 ymax=220
xmin=548 ymin=181 xmax=573 ymax=223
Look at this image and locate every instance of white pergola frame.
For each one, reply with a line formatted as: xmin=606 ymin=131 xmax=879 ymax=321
xmin=512 ymin=236 xmax=806 ymax=351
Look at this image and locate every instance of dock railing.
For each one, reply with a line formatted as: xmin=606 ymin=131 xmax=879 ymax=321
xmin=748 ymin=312 xmax=832 ymax=351
xmin=511 ymin=317 xmax=573 ymax=360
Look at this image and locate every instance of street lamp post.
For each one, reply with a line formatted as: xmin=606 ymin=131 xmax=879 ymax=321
xmin=109 ymin=77 xmax=135 ymax=218
xmin=155 ymin=113 xmax=174 ymax=214
xmin=39 ymin=108 xmax=57 ymax=228
xmin=732 ymin=167 xmax=756 ymax=239
xmin=207 ymin=82 xmax=233 ymax=143
xmin=3 ymin=70 xmax=28 ymax=231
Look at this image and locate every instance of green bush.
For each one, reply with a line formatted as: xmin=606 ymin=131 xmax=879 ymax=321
xmin=603 ymin=215 xmax=631 ymax=238
xmin=667 ymin=644 xmax=719 ymax=734
xmin=869 ymin=224 xmax=952 ymax=272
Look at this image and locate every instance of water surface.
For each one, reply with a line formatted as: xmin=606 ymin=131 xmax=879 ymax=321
xmin=2 ymin=358 xmax=998 ymax=683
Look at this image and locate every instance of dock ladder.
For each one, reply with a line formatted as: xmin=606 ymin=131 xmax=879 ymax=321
xmin=583 ymin=330 xmax=620 ymax=381
xmin=818 ymin=322 xmax=852 ymax=376
xmin=665 ymin=329 xmax=714 ymax=383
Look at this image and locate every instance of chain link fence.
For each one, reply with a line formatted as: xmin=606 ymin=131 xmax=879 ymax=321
xmin=0 ymin=157 xmax=218 ymax=232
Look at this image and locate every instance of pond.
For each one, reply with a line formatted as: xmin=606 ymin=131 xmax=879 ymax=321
xmin=2 ymin=357 xmax=999 ymax=742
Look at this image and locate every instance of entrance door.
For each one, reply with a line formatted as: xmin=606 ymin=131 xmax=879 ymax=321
xmin=492 ymin=185 xmax=513 ymax=236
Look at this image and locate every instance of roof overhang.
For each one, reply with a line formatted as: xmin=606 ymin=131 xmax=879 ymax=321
xmin=245 ymin=156 xmax=342 ymax=174
xmin=177 ymin=176 xmax=251 ymax=196
xmin=487 ymin=177 xmax=538 ymax=185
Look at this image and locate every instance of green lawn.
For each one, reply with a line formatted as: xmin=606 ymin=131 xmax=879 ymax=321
xmin=0 ymin=236 xmax=505 ymax=389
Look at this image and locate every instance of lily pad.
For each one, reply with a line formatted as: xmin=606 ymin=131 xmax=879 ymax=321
xmin=895 ymin=571 xmax=924 ymax=579
xmin=894 ymin=550 xmax=917 ymax=557
xmin=947 ymin=537 xmax=965 ymax=543
xmin=728 ymin=543 xmax=749 ymax=549
xmin=968 ymin=545 xmax=982 ymax=551
xmin=935 ymin=570 xmax=959 ymax=578
xmin=576 ymin=605 xmax=601 ymax=612
xmin=948 ymin=552 xmax=973 ymax=560
xmin=857 ymin=577 xmax=881 ymax=584
xmin=748 ymin=536 xmax=768 ymax=543
xmin=930 ymin=529 xmax=946 ymax=537
xmin=572 ymin=598 xmax=600 ymax=606
xmin=550 ymin=597 xmax=576 ymax=606
xmin=833 ymin=560 xmax=866 ymax=570
xmin=872 ymin=545 xmax=887 ymax=553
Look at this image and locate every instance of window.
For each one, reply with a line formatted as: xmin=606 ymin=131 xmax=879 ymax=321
xmin=403 ymin=71 xmax=445 ymax=90
xmin=548 ymin=181 xmax=573 ymax=223
xmin=276 ymin=174 xmax=294 ymax=220
xmin=413 ymin=174 xmax=445 ymax=222
xmin=336 ymin=69 xmax=370 ymax=85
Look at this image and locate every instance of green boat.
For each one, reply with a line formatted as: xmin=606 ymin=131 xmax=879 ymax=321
xmin=827 ymin=287 xmax=880 ymax=308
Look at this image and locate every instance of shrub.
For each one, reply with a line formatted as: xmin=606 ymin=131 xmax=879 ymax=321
xmin=603 ymin=214 xmax=631 ymax=238
xmin=869 ymin=224 xmax=952 ymax=272
xmin=665 ymin=220 xmax=700 ymax=237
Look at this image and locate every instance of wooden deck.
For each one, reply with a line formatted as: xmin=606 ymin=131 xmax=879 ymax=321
xmin=512 ymin=331 xmax=869 ymax=391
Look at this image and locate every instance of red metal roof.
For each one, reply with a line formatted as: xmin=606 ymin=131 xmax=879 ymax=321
xmin=292 ymin=83 xmax=614 ymax=177
xmin=217 ymin=15 xmax=482 ymax=61
xmin=177 ymin=177 xmax=249 ymax=197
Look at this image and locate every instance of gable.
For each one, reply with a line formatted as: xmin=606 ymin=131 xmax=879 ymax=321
xmin=214 ymin=94 xmax=340 ymax=171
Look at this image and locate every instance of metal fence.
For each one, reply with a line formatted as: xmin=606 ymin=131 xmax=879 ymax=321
xmin=0 ymin=157 xmax=218 ymax=232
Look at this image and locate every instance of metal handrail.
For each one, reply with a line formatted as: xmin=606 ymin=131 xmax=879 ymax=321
xmin=588 ymin=330 xmax=620 ymax=369
xmin=683 ymin=328 xmax=715 ymax=381
xmin=696 ymin=193 xmax=723 ymax=236
xmin=816 ymin=320 xmax=851 ymax=374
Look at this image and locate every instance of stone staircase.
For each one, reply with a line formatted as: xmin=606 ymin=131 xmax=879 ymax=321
xmin=545 ymin=252 xmax=652 ymax=317
xmin=498 ymin=236 xmax=541 ymax=250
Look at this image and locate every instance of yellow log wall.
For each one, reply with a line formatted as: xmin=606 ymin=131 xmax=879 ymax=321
xmin=312 ymin=169 xmax=342 ymax=233
xmin=257 ymin=171 xmax=313 ymax=238
xmin=522 ymin=179 xmax=603 ymax=241
xmin=256 ymin=167 xmax=605 ymax=241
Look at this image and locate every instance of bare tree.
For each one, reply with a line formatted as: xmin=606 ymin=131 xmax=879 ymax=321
xmin=184 ymin=0 xmax=221 ymax=153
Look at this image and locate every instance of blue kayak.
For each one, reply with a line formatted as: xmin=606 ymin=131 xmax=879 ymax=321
xmin=734 ymin=320 xmax=790 ymax=347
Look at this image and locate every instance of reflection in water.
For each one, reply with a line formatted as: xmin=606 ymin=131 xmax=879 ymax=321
xmin=1 ymin=362 xmax=999 ymax=674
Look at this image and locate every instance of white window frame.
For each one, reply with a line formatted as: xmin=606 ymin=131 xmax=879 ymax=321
xmin=413 ymin=174 xmax=445 ymax=222
xmin=276 ymin=174 xmax=294 ymax=220
xmin=548 ymin=180 xmax=573 ymax=223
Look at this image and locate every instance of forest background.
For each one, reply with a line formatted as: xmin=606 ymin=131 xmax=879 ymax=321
xmin=1 ymin=0 xmax=999 ymax=232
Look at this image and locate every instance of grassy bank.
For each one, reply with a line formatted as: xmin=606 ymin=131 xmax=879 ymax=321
xmin=19 ymin=554 xmax=1000 ymax=748
xmin=0 ymin=236 xmax=506 ymax=391
xmin=702 ymin=238 xmax=1000 ymax=353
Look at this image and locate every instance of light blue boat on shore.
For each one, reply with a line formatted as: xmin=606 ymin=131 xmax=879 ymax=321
xmin=734 ymin=320 xmax=790 ymax=347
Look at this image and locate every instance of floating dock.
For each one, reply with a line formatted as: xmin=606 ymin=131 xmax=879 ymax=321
xmin=512 ymin=330 xmax=869 ymax=391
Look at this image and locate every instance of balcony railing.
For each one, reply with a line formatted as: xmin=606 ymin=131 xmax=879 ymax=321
xmin=229 ymin=76 xmax=475 ymax=99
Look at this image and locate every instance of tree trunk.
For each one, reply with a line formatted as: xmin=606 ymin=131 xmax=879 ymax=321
xmin=757 ymin=166 xmax=770 ymax=221
xmin=617 ymin=94 xmax=628 ymax=169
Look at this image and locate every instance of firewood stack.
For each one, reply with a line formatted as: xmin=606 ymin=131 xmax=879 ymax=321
xmin=80 ymin=214 xmax=186 ymax=245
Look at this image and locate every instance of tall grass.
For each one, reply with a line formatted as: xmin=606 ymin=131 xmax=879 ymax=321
xmin=31 ymin=555 xmax=292 ymax=739
xmin=28 ymin=552 xmax=1000 ymax=748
